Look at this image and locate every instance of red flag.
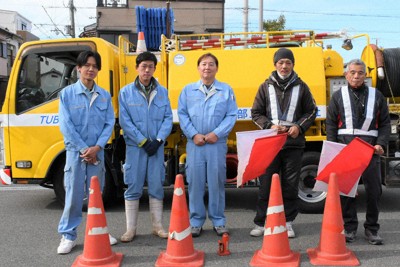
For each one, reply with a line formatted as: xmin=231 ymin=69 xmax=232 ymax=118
xmin=315 ymin=137 xmax=375 ymax=195
xmin=236 ymin=130 xmax=287 ymax=187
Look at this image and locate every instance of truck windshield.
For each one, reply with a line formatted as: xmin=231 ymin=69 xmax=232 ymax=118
xmin=15 ymin=45 xmax=93 ymax=114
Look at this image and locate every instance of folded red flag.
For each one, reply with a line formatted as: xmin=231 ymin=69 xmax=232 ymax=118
xmin=315 ymin=137 xmax=375 ymax=195
xmin=236 ymin=131 xmax=287 ymax=187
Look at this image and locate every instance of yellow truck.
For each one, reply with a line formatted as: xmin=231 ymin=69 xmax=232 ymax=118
xmin=1 ymin=30 xmax=399 ymax=212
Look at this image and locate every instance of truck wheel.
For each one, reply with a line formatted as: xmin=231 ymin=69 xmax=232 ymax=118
xmin=52 ymin=160 xmax=118 ymax=207
xmin=102 ymin=163 xmax=118 ymax=207
xmin=298 ymin=151 xmax=326 ymax=213
xmin=52 ymin=161 xmax=65 ymax=206
xmin=164 ymin=155 xmax=176 ymax=186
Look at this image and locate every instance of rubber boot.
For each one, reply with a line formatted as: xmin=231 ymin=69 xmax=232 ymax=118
xmin=120 ymin=199 xmax=139 ymax=242
xmin=149 ymin=196 xmax=168 ymax=239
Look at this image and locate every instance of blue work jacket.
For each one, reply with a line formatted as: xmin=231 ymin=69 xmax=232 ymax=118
xmin=59 ymin=80 xmax=115 ymax=151
xmin=178 ymin=80 xmax=238 ymax=143
xmin=118 ymin=80 xmax=173 ymax=145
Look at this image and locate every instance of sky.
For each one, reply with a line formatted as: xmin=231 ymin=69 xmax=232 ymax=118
xmin=1 ymin=0 xmax=399 ymax=62
xmin=0 ymin=0 xmax=97 ymax=38
xmin=225 ymin=0 xmax=400 ymax=61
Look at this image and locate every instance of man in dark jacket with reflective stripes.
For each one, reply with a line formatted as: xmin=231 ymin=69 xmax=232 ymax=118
xmin=326 ymin=58 xmax=390 ymax=245
xmin=250 ymin=48 xmax=317 ymax=238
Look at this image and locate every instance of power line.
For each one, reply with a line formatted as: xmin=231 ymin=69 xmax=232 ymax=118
xmin=42 ymin=5 xmax=68 ymax=37
xmin=33 ymin=24 xmax=52 ymax=39
xmin=224 ymin=21 xmax=400 ymax=35
xmin=46 ymin=6 xmax=95 ymax=9
xmin=268 ymin=9 xmax=400 ymax=18
xmin=225 ymin=7 xmax=400 ymax=19
xmin=36 ymin=23 xmax=68 ymax=26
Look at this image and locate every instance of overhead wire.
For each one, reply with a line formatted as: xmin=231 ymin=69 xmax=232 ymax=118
xmin=41 ymin=5 xmax=67 ymax=37
xmin=225 ymin=7 xmax=400 ymax=19
xmin=225 ymin=6 xmax=400 ymax=40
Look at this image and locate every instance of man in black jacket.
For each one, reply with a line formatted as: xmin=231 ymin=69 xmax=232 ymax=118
xmin=250 ymin=48 xmax=317 ymax=238
xmin=326 ymin=58 xmax=390 ymax=245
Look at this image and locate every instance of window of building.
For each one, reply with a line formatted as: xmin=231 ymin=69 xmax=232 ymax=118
xmin=99 ymin=0 xmax=128 ymax=8
xmin=99 ymin=32 xmax=130 ymax=46
xmin=0 ymin=42 xmax=7 ymax=58
xmin=6 ymin=45 xmax=15 ymax=76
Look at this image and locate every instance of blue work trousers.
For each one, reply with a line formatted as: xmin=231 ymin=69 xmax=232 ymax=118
xmin=186 ymin=141 xmax=227 ymax=227
xmin=123 ymin=145 xmax=165 ymax=200
xmin=58 ymin=150 xmax=105 ymax=241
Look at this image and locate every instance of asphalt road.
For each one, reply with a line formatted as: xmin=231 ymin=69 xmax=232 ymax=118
xmin=1 ymin=183 xmax=400 ymax=266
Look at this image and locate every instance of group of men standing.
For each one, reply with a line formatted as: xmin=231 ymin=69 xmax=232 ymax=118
xmin=56 ymin=46 xmax=390 ymax=255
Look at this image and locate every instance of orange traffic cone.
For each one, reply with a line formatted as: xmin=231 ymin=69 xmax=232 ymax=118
xmin=250 ymin=173 xmax=300 ymax=267
xmin=307 ymin=173 xmax=359 ymax=266
xmin=155 ymin=174 xmax=204 ymax=267
xmin=136 ymin=31 xmax=147 ymax=53
xmin=72 ymin=176 xmax=123 ymax=267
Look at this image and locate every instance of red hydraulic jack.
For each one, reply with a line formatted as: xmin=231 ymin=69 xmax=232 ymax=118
xmin=218 ymin=233 xmax=231 ymax=256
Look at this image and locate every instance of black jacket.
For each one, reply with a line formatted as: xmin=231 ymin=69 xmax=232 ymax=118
xmin=251 ymin=71 xmax=318 ymax=149
xmin=326 ymin=84 xmax=390 ymax=147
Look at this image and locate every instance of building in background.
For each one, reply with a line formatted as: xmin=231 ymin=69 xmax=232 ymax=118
xmin=0 ymin=10 xmax=39 ymax=106
xmin=82 ymin=0 xmax=224 ymax=47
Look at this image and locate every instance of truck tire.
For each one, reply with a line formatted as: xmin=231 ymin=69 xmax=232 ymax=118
xmin=52 ymin=159 xmax=117 ymax=207
xmin=102 ymin=162 xmax=118 ymax=207
xmin=298 ymin=151 xmax=326 ymax=213
xmin=52 ymin=160 xmax=65 ymax=206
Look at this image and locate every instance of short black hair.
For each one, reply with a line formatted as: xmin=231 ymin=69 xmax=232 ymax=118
xmin=136 ymin=51 xmax=157 ymax=67
xmin=197 ymin=53 xmax=218 ymax=67
xmin=76 ymin=50 xmax=102 ymax=71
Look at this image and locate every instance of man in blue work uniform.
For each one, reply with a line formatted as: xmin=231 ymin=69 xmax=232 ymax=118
xmin=178 ymin=53 xmax=238 ymax=237
xmin=57 ymin=50 xmax=116 ymax=254
xmin=119 ymin=51 xmax=173 ymax=242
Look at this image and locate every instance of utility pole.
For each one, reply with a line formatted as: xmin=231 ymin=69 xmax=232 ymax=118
xmin=68 ymin=0 xmax=76 ymax=38
xmin=243 ymin=0 xmax=248 ymax=32
xmin=259 ymin=0 xmax=263 ymax=31
xmin=166 ymin=1 xmax=171 ymax=38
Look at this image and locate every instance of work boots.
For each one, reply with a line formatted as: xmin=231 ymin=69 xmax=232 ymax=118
xmin=120 ymin=199 xmax=139 ymax=242
xmin=149 ymin=196 xmax=168 ymax=239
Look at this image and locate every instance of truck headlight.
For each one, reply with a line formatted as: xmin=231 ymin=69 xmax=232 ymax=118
xmin=16 ymin=161 xmax=32 ymax=169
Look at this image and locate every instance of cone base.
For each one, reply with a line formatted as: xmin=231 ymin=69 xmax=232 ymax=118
xmin=250 ymin=249 xmax=300 ymax=267
xmin=72 ymin=252 xmax=123 ymax=267
xmin=217 ymin=250 xmax=231 ymax=256
xmin=155 ymin=250 xmax=205 ymax=267
xmin=307 ymin=247 xmax=360 ymax=266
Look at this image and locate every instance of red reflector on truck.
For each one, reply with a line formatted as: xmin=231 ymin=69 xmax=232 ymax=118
xmin=0 ymin=169 xmax=12 ymax=185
